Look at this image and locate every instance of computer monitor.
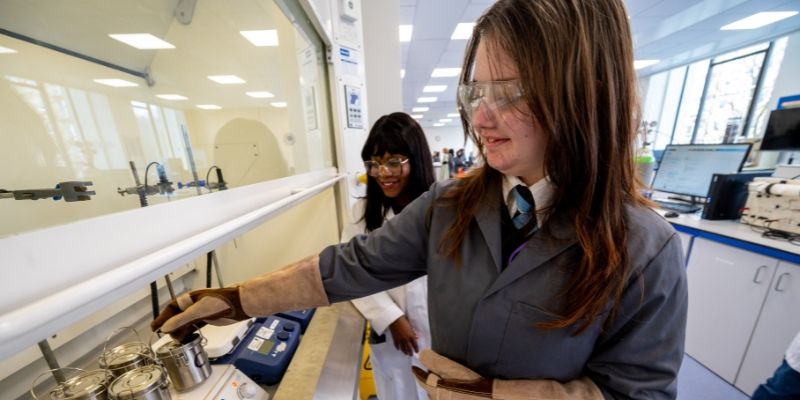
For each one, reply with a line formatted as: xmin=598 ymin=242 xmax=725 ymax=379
xmin=651 ymin=144 xmax=752 ymax=198
xmin=760 ymin=107 xmax=800 ymax=151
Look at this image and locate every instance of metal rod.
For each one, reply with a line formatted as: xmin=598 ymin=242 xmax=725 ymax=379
xmin=182 ymin=124 xmax=225 ymax=288
xmin=164 ymin=275 xmax=176 ymax=299
xmin=0 ymin=28 xmax=151 ymax=83
xmin=37 ymin=340 xmax=66 ymax=384
xmin=206 ymin=252 xmax=213 ymax=288
xmin=181 ymin=125 xmax=204 ymax=197
xmin=212 ymin=252 xmax=225 ymax=287
xmin=150 ymin=282 xmax=159 ymax=320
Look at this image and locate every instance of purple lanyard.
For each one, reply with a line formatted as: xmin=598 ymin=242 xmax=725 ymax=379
xmin=507 ymin=226 xmax=539 ymax=265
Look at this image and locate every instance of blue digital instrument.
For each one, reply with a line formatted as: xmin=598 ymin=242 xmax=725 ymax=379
xmin=212 ymin=316 xmax=301 ymax=385
xmin=276 ymin=308 xmax=315 ymax=333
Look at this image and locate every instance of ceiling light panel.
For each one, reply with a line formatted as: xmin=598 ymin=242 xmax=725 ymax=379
xmin=246 ymin=91 xmax=275 ymax=98
xmin=721 ymin=11 xmax=799 ymax=30
xmin=431 ymin=68 xmax=461 ymax=77
xmin=399 ymin=25 xmax=413 ymax=42
xmin=208 ymin=75 xmax=246 ymax=84
xmin=411 ymin=114 xmax=423 ymax=119
xmin=433 ymin=123 xmax=445 ymax=127
xmin=0 ymin=46 xmax=17 ymax=54
xmin=412 ymin=107 xmax=429 ymax=112
xmin=196 ymin=104 xmax=221 ymax=110
xmin=418 ymin=97 xmax=437 ymax=103
xmin=240 ymin=30 xmax=280 ymax=46
xmin=401 ymin=69 xmax=406 ymax=78
xmin=439 ymin=118 xmax=452 ymax=122
xmin=634 ymin=59 xmax=660 ymax=70
xmin=156 ymin=94 xmax=187 ymax=100
xmin=94 ymin=79 xmax=138 ymax=87
xmin=451 ymin=23 xmax=475 ymax=40
xmin=447 ymin=113 xmax=460 ymax=117
xmin=109 ymin=34 xmax=174 ymax=49
xmin=271 ymin=102 xmax=288 ymax=108
xmin=423 ymin=85 xmax=447 ymax=93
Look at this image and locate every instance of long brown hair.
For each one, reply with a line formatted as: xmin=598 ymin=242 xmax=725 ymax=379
xmin=440 ymin=0 xmax=648 ymax=334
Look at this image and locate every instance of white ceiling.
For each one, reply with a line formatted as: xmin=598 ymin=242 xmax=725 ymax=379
xmin=0 ymin=0 xmax=306 ymax=110
xmin=1 ymin=0 xmax=799 ymax=127
xmin=400 ymin=0 xmax=800 ymax=128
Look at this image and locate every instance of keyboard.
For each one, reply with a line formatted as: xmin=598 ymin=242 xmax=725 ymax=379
xmin=654 ymin=199 xmax=702 ymax=214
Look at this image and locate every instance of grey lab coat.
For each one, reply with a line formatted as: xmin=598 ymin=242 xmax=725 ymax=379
xmin=319 ymin=179 xmax=687 ymax=399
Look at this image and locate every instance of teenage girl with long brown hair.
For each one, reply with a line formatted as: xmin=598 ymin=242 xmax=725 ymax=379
xmin=153 ymin=0 xmax=687 ymax=398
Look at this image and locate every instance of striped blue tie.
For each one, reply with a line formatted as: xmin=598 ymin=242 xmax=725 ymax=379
xmin=512 ymin=185 xmax=537 ymax=230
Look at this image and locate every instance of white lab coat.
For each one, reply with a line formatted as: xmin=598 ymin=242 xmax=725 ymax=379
xmin=439 ymin=153 xmax=450 ymax=181
xmin=341 ymin=200 xmax=430 ymax=400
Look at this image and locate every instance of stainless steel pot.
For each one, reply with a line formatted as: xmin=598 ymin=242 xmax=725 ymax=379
xmin=100 ymin=342 xmax=153 ymax=378
xmin=107 ymin=364 xmax=170 ymax=400
xmin=100 ymin=327 xmax=154 ymax=378
xmin=32 ymin=368 xmax=112 ymax=400
xmin=154 ymin=333 xmax=211 ymax=392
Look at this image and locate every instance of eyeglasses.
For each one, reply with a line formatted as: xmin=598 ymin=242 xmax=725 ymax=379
xmin=364 ymin=157 xmax=409 ymax=177
xmin=457 ymin=80 xmax=524 ymax=122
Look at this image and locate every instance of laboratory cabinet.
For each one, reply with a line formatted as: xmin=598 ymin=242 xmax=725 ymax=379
xmin=684 ymin=237 xmax=800 ymax=393
xmin=676 ymin=231 xmax=693 ymax=262
xmin=735 ymin=261 xmax=800 ymax=394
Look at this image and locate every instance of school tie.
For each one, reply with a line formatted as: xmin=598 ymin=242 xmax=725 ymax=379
xmin=511 ymin=184 xmax=537 ymax=230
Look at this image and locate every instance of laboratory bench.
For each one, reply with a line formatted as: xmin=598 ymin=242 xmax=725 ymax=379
xmin=654 ymin=208 xmax=800 ymax=395
xmin=269 ymin=302 xmax=365 ymax=400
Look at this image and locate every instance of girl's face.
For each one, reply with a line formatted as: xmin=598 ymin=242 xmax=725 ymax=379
xmin=467 ymin=41 xmax=547 ymax=185
xmin=371 ymin=152 xmax=411 ymax=198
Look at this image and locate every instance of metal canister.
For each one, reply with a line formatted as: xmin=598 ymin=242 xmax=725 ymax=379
xmin=32 ymin=368 xmax=111 ymax=400
xmin=107 ymin=364 xmax=170 ymax=400
xmin=49 ymin=369 xmax=111 ymax=400
xmin=99 ymin=342 xmax=153 ymax=378
xmin=154 ymin=333 xmax=211 ymax=392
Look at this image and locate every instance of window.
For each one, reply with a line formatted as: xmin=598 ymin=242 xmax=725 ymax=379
xmin=694 ymin=48 xmax=767 ymax=144
xmin=672 ymin=60 xmax=711 ymax=145
xmin=745 ymin=37 xmax=789 ymax=139
xmin=639 ymin=38 xmax=788 ymax=148
xmin=0 ymin=1 xmax=335 ymax=236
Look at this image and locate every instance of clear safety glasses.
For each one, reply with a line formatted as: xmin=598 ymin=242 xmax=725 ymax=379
xmin=456 ymin=80 xmax=525 ymax=123
xmin=364 ymin=157 xmax=409 ymax=177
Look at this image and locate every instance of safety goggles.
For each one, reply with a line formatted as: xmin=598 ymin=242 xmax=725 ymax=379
xmin=364 ymin=157 xmax=409 ymax=177
xmin=457 ymin=80 xmax=524 ymax=122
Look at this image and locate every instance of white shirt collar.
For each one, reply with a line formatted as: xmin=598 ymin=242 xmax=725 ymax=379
xmin=501 ymin=174 xmax=554 ymax=218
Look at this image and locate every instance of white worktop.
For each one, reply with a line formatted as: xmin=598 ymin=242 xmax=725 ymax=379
xmin=654 ymin=208 xmax=800 ymax=256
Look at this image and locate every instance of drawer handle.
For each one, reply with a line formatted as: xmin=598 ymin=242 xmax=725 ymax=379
xmin=775 ymin=273 xmax=790 ymax=292
xmin=753 ymin=265 xmax=768 ymax=284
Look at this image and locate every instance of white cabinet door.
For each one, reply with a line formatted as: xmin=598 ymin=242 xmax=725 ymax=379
xmin=735 ymin=261 xmax=800 ymax=394
xmin=685 ymin=238 xmax=778 ymax=383
xmin=676 ymin=232 xmax=693 ymax=263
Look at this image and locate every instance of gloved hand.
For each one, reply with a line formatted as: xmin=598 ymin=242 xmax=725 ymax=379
xmin=151 ymin=287 xmax=248 ymax=342
xmin=411 ymin=349 xmax=492 ymax=399
xmin=151 ymin=255 xmax=330 ymax=342
xmin=411 ymin=349 xmax=603 ymax=400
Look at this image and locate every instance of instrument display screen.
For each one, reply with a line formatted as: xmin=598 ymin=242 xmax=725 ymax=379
xmin=257 ymin=339 xmax=275 ymax=355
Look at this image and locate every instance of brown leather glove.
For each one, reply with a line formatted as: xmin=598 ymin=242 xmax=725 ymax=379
xmin=152 ymin=255 xmax=330 ymax=342
xmin=411 ymin=349 xmax=604 ymax=400
xmin=151 ymin=287 xmax=248 ymax=342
